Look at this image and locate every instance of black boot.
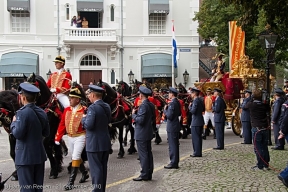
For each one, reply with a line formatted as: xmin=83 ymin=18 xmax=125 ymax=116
xmin=64 ymin=167 xmax=78 ymax=190
xmin=213 ymin=129 xmax=216 ymax=139
xmin=79 ymin=163 xmax=89 ymax=183
xmin=67 ymin=162 xmax=72 ymax=174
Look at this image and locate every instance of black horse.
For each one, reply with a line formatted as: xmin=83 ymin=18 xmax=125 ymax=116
xmin=97 ymin=80 xmax=137 ymax=158
xmin=25 ymin=73 xmax=64 ymax=179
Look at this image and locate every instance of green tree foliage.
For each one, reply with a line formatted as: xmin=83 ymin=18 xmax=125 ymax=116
xmin=194 ymin=0 xmax=288 ymax=70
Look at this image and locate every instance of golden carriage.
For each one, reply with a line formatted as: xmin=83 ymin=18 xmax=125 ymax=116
xmin=195 ymin=55 xmax=276 ymax=136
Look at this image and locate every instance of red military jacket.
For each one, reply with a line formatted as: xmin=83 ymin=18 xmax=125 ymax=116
xmin=55 ymin=105 xmax=86 ymax=142
xmin=161 ymin=98 xmax=187 ymax=125
xmin=133 ymin=97 xmax=160 ymax=124
xmin=47 ymin=69 xmax=72 ymax=94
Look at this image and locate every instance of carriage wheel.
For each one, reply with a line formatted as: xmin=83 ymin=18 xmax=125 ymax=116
xmin=231 ymin=108 xmax=242 ymax=136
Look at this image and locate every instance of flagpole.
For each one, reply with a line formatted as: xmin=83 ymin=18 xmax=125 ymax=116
xmin=172 ymin=20 xmax=175 ymax=87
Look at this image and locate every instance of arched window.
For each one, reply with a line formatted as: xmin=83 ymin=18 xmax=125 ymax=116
xmin=80 ymin=55 xmax=101 ymax=66
xmin=110 ymin=5 xmax=115 ymax=22
xmin=65 ymin=4 xmax=70 ymax=21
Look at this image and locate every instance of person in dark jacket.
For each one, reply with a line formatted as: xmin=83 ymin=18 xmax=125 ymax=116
xmin=164 ymin=87 xmax=181 ymax=169
xmin=271 ymin=89 xmax=285 ymax=150
xmin=189 ymin=87 xmax=204 ymax=157
xmin=10 ymin=83 xmax=50 ymax=192
xmin=82 ymin=85 xmax=111 ymax=192
xmin=245 ymin=89 xmax=270 ymax=170
xmin=132 ymin=86 xmax=155 ymax=181
xmin=240 ymin=90 xmax=252 ymax=144
xmin=212 ymin=88 xmax=226 ymax=150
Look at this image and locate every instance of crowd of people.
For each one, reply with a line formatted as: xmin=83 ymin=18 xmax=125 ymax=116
xmin=4 ymin=54 xmax=288 ymax=191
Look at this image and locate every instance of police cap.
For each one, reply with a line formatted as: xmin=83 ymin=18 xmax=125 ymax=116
xmin=139 ymin=86 xmax=152 ymax=96
xmin=191 ymin=87 xmax=200 ymax=93
xmin=244 ymin=89 xmax=252 ymax=94
xmin=88 ymin=85 xmax=104 ymax=93
xmin=18 ymin=82 xmax=40 ymax=94
xmin=169 ymin=87 xmax=179 ymax=94
xmin=214 ymin=88 xmax=222 ymax=93
xmin=275 ymin=88 xmax=284 ymax=94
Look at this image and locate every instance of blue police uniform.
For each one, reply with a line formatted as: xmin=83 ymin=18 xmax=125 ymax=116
xmin=132 ymin=86 xmax=155 ymax=181
xmin=82 ymin=85 xmax=111 ymax=192
xmin=278 ymin=100 xmax=288 ymax=186
xmin=272 ymin=89 xmax=285 ymax=150
xmin=240 ymin=90 xmax=252 ymax=144
xmin=212 ymin=88 xmax=226 ymax=150
xmin=10 ymin=83 xmax=50 ymax=192
xmin=164 ymin=87 xmax=181 ymax=168
xmin=189 ymin=88 xmax=204 ymax=157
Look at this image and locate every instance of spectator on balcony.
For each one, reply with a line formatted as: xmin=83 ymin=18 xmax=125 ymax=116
xmin=76 ymin=15 xmax=82 ymax=28
xmin=71 ymin=16 xmax=77 ymax=28
xmin=82 ymin=17 xmax=88 ymax=28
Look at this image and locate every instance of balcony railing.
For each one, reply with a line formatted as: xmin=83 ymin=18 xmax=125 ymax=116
xmin=63 ymin=28 xmax=118 ymax=43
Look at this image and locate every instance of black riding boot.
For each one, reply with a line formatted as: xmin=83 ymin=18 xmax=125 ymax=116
xmin=79 ymin=162 xmax=89 ymax=183
xmin=213 ymin=129 xmax=216 ymax=139
xmin=67 ymin=162 xmax=72 ymax=174
xmin=202 ymin=127 xmax=206 ymax=140
xmin=64 ymin=167 xmax=78 ymax=190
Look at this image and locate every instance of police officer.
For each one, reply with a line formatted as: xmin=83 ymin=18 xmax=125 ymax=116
xmin=212 ymin=88 xmax=226 ymax=150
xmin=10 ymin=83 xmax=50 ymax=192
xmin=189 ymin=87 xmax=204 ymax=157
xmin=82 ymin=85 xmax=111 ymax=192
xmin=240 ymin=90 xmax=252 ymax=144
xmin=272 ymin=88 xmax=285 ymax=150
xmin=132 ymin=86 xmax=155 ymax=181
xmin=164 ymin=87 xmax=181 ymax=169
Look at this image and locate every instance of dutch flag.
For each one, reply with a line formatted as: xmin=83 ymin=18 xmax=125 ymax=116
xmin=172 ymin=22 xmax=177 ymax=68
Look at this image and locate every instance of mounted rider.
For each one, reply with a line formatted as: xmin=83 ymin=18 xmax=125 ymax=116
xmin=210 ymin=53 xmax=225 ymax=82
xmin=47 ymin=55 xmax=72 ymax=108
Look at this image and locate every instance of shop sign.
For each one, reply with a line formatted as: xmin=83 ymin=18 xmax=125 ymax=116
xmin=154 ymin=74 xmax=167 ymax=77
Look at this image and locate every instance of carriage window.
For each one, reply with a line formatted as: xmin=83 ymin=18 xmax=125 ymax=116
xmin=80 ymin=55 xmax=101 ymax=66
xmin=111 ymin=69 xmax=115 ymax=84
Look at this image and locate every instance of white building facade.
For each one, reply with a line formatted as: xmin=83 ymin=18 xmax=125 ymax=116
xmin=0 ymin=0 xmax=199 ymax=90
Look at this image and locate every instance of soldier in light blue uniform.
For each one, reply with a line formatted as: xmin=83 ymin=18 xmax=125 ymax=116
xmin=164 ymin=87 xmax=181 ymax=169
xmin=189 ymin=87 xmax=204 ymax=157
xmin=132 ymin=86 xmax=155 ymax=181
xmin=10 ymin=83 xmax=50 ymax=192
xmin=240 ymin=90 xmax=252 ymax=144
xmin=271 ymin=88 xmax=285 ymax=150
xmin=212 ymin=88 xmax=226 ymax=150
xmin=82 ymin=85 xmax=111 ymax=192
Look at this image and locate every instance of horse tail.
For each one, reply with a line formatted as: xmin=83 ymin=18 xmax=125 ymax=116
xmin=54 ymin=144 xmax=63 ymax=173
xmin=109 ymin=126 xmax=118 ymax=141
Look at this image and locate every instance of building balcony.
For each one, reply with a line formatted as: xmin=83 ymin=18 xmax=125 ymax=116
xmin=63 ymin=28 xmax=118 ymax=45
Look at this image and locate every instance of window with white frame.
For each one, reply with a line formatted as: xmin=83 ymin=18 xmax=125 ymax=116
xmin=11 ymin=11 xmax=30 ymax=33
xmin=149 ymin=13 xmax=166 ymax=34
xmin=80 ymin=55 xmax=101 ymax=66
xmin=65 ymin=4 xmax=70 ymax=21
xmin=110 ymin=5 xmax=115 ymax=22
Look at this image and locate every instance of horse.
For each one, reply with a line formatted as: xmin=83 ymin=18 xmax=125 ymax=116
xmin=97 ymin=80 xmax=137 ymax=158
xmin=25 ymin=73 xmax=64 ymax=179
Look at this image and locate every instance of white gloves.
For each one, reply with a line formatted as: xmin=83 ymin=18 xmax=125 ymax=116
xmin=55 ymin=141 xmax=60 ymax=145
xmin=50 ymin=88 xmax=56 ymax=93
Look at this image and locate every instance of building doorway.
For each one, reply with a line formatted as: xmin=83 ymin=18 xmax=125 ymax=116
xmin=80 ymin=70 xmax=102 ymax=90
xmin=4 ymin=77 xmax=23 ymax=90
xmin=78 ymin=11 xmax=102 ymax=28
xmin=142 ymin=77 xmax=171 ymax=89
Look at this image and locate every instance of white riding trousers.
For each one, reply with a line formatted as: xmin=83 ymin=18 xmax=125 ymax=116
xmin=203 ymin=111 xmax=215 ymax=127
xmin=68 ymin=135 xmax=86 ymax=160
xmin=57 ymin=93 xmax=70 ymax=108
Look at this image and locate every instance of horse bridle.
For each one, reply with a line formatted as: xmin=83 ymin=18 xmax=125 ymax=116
xmin=0 ymin=108 xmax=12 ymax=133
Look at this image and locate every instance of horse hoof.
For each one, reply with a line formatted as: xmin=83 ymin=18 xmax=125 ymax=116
xmin=117 ymin=155 xmax=124 ymax=159
xmin=49 ymin=175 xmax=58 ymax=179
xmin=109 ymin=149 xmax=113 ymax=154
xmin=128 ymin=148 xmax=137 ymax=154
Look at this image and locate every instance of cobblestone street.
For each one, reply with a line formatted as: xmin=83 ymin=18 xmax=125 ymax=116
xmin=1 ymin=126 xmax=287 ymax=191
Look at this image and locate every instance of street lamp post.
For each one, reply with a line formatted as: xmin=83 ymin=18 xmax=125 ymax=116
xmin=46 ymin=69 xmax=52 ymax=80
xmin=258 ymin=28 xmax=278 ymax=101
xmin=128 ymin=70 xmax=134 ymax=85
xmin=183 ymin=69 xmax=189 ymax=87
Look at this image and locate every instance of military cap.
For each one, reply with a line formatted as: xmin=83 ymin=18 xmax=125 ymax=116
xmin=218 ymin=53 xmax=225 ymax=58
xmin=191 ymin=87 xmax=200 ymax=93
xmin=240 ymin=90 xmax=245 ymax=94
xmin=214 ymin=88 xmax=222 ymax=93
xmin=206 ymin=87 xmax=212 ymax=92
xmin=18 ymin=82 xmax=40 ymax=94
xmin=153 ymin=88 xmax=158 ymax=91
xmin=169 ymin=87 xmax=179 ymax=94
xmin=244 ymin=89 xmax=252 ymax=94
xmin=139 ymin=86 xmax=152 ymax=96
xmin=69 ymin=87 xmax=82 ymax=98
xmin=88 ymin=85 xmax=104 ymax=93
xmin=53 ymin=55 xmax=65 ymax=63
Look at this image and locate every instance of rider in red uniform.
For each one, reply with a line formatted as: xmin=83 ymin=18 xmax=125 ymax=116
xmin=47 ymin=55 xmax=72 ymax=108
